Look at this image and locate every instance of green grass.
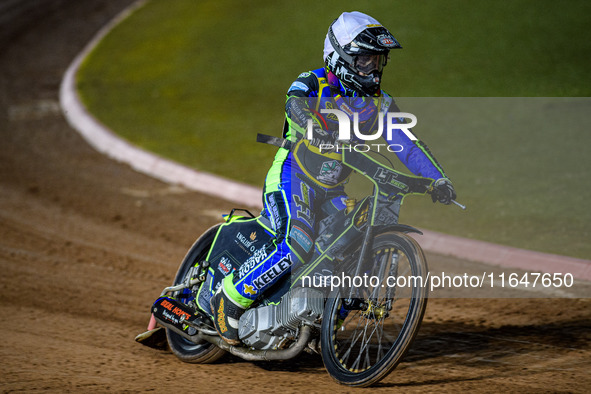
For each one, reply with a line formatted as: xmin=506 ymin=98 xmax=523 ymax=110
xmin=77 ymin=0 xmax=591 ymax=259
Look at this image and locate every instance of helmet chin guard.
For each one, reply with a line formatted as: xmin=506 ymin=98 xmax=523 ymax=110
xmin=325 ymin=51 xmax=382 ymax=96
xmin=324 ymin=12 xmax=401 ymax=96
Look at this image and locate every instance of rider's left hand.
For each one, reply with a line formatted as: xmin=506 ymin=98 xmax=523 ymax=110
xmin=431 ymin=178 xmax=456 ymax=205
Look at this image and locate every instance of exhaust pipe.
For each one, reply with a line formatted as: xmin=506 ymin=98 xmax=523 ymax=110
xmin=197 ymin=325 xmax=313 ymax=361
xmin=160 ymin=314 xmax=313 ymax=361
xmin=151 ymin=296 xmax=313 ymax=361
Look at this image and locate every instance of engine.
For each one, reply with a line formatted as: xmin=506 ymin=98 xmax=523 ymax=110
xmin=237 ymin=287 xmax=324 ymax=350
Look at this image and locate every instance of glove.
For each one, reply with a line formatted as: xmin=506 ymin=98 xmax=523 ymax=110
xmin=333 ymin=95 xmax=378 ymax=125
xmin=310 ymin=135 xmax=337 ymax=151
xmin=431 ymin=178 xmax=456 ymax=205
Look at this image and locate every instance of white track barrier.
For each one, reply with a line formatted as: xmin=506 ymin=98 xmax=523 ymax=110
xmin=59 ymin=1 xmax=591 ymax=282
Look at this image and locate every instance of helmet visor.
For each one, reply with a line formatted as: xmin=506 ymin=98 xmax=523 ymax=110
xmin=354 ymin=54 xmax=388 ymax=75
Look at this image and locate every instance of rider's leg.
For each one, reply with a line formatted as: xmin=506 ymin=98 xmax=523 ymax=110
xmin=209 ymin=278 xmax=247 ymax=346
xmin=211 ymin=173 xmax=317 ymax=345
xmin=210 ymin=235 xmax=300 ymax=345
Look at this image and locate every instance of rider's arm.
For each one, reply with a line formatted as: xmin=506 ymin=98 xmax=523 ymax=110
xmin=284 ymin=72 xmax=319 ymax=141
xmin=383 ymin=99 xmax=447 ymax=181
xmin=383 ymin=98 xmax=456 ymax=203
xmin=390 ymin=129 xmax=448 ymax=181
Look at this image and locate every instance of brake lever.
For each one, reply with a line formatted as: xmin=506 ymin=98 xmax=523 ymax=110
xmin=451 ymin=200 xmax=466 ymax=210
xmin=426 ymin=186 xmax=467 ymax=210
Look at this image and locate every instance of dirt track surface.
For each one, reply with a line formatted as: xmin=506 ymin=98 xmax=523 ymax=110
xmin=0 ymin=1 xmax=589 ymax=392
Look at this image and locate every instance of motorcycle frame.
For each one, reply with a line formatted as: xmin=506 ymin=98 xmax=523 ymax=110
xmin=150 ymin=146 xmax=436 ymax=360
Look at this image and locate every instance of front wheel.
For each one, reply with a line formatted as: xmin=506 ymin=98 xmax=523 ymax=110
xmin=321 ymin=231 xmax=428 ymax=387
xmin=166 ymin=224 xmax=226 ymax=363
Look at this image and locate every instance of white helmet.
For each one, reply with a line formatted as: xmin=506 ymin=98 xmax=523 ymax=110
xmin=324 ymin=12 xmax=401 ymax=95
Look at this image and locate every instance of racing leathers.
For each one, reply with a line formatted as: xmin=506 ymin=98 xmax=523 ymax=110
xmin=211 ymin=67 xmax=450 ymax=343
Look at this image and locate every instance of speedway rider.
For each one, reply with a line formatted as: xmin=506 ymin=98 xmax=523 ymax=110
xmin=211 ymin=11 xmax=456 ymax=345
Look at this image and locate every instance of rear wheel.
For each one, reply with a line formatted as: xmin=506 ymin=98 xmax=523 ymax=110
xmin=166 ymin=224 xmax=226 ymax=363
xmin=321 ymin=231 xmax=428 ymax=387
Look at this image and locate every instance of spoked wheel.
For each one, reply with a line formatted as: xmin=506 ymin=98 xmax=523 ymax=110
xmin=321 ymin=231 xmax=428 ymax=387
xmin=166 ymin=224 xmax=226 ymax=363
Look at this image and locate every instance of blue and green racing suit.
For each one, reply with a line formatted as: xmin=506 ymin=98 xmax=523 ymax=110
xmin=221 ymin=67 xmax=448 ymax=309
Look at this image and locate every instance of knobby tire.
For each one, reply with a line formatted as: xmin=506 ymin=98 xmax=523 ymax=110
xmin=320 ymin=231 xmax=429 ymax=387
xmin=166 ymin=224 xmax=226 ymax=363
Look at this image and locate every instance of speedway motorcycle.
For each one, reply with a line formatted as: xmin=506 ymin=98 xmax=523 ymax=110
xmin=136 ymin=143 xmax=463 ymax=387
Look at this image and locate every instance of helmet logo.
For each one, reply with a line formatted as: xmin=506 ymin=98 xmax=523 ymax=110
xmin=377 ymin=34 xmax=396 ymax=47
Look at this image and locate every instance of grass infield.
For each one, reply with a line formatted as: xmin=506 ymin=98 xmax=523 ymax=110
xmin=77 ymin=0 xmax=591 ymax=259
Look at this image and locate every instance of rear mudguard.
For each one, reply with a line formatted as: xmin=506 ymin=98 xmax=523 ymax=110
xmin=196 ymin=215 xmax=275 ymax=314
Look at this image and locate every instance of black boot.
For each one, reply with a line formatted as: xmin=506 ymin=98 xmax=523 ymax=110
xmin=210 ymin=284 xmax=246 ymax=346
